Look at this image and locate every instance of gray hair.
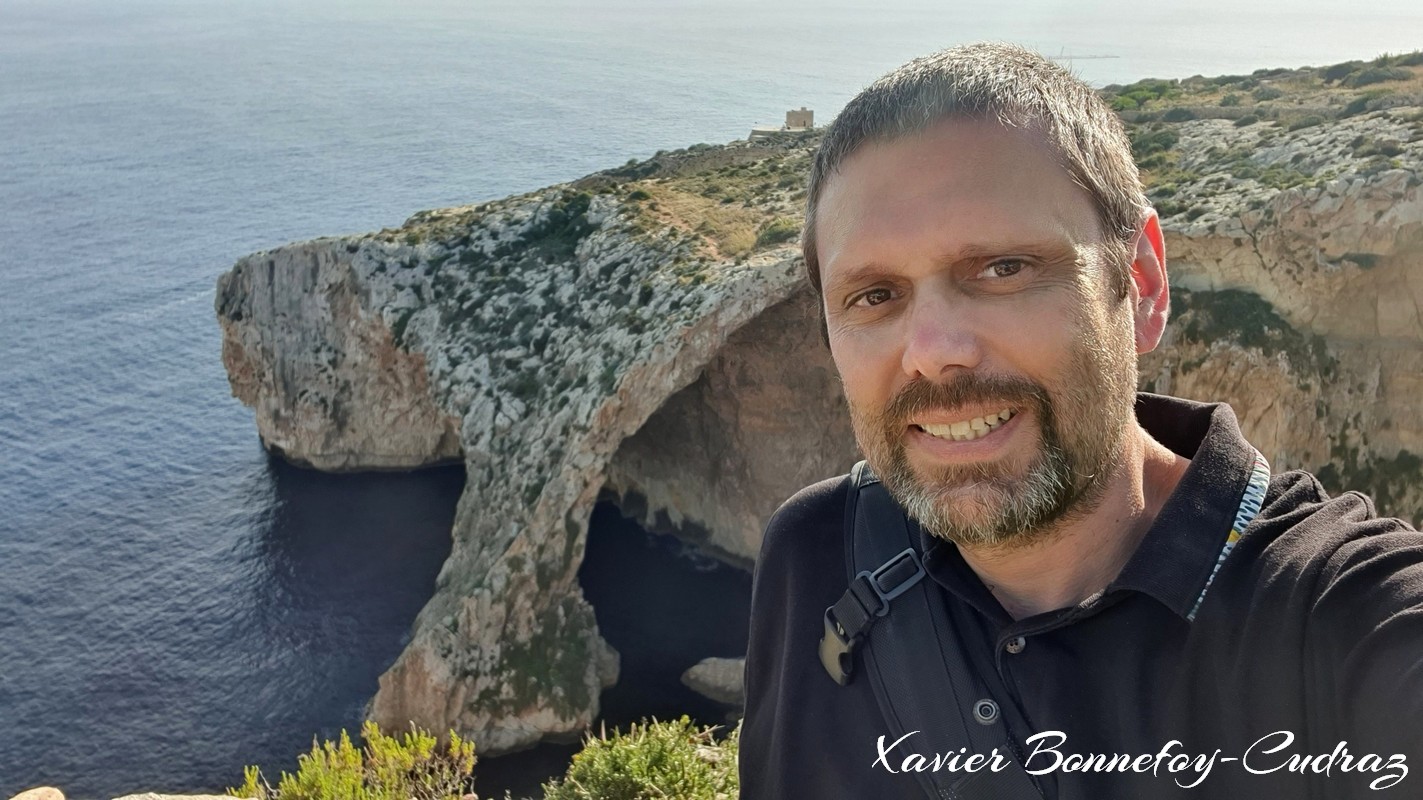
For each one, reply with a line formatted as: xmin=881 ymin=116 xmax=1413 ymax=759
xmin=803 ymin=42 xmax=1147 ymax=337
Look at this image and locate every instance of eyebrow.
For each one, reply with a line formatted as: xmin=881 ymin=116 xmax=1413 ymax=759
xmin=823 ymin=263 xmax=900 ymax=298
xmin=824 ymin=240 xmax=1081 ymax=298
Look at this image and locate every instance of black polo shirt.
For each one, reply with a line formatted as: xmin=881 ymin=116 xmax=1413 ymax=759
xmin=741 ymin=393 xmax=1423 ymax=799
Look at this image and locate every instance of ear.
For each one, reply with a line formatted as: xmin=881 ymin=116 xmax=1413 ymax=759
xmin=1129 ymin=211 xmax=1169 ymax=354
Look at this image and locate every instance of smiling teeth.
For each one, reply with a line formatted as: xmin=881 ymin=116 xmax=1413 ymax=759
xmin=920 ymin=409 xmax=1015 ymax=442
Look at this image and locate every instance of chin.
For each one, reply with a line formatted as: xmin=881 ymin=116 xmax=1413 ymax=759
xmin=939 ymin=504 xmax=1009 ymax=539
xmin=903 ymin=478 xmax=1015 ymax=542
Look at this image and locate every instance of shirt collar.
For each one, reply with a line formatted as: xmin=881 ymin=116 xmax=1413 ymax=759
xmin=918 ymin=392 xmax=1256 ymax=623
xmin=1109 ymin=393 xmax=1255 ymax=619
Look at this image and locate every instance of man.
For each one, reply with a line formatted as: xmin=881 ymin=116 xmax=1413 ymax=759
xmin=740 ymin=43 xmax=1423 ymax=799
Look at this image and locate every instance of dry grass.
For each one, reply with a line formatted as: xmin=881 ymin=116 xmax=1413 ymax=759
xmin=635 ymin=183 xmax=769 ymax=259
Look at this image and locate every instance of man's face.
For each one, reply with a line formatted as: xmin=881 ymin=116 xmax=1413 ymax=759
xmin=815 ymin=118 xmax=1141 ymax=549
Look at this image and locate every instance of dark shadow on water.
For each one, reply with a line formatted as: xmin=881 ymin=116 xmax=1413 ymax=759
xmin=231 ymin=456 xmax=467 ymax=785
xmin=0 ymin=448 xmax=749 ymax=799
xmin=0 ymin=450 xmax=466 ymax=798
xmin=475 ymin=501 xmax=751 ymax=799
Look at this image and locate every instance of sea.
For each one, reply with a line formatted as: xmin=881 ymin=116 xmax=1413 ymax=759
xmin=2 ymin=0 xmax=1420 ymax=796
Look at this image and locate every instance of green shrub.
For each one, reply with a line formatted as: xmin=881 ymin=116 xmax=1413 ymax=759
xmin=1288 ymin=115 xmax=1325 ymax=131
xmin=1345 ymin=66 xmax=1411 ymax=88
xmin=1154 ymin=199 xmax=1187 ymax=218
xmin=541 ymin=717 xmax=739 ymax=800
xmin=1321 ymin=61 xmax=1362 ymax=83
xmin=1352 ymin=137 xmax=1405 ymax=158
xmin=1220 ymin=94 xmax=1241 ymax=107
xmin=1233 ymin=114 xmax=1260 ymax=127
xmin=626 ymin=189 xmax=651 ymax=201
xmin=522 ymin=191 xmax=596 ymax=261
xmin=1396 ymin=51 xmax=1423 ymax=67
xmin=1342 ymin=96 xmax=1372 ymax=118
xmin=1252 ymin=86 xmax=1284 ymax=101
xmin=229 ymin=721 xmax=477 ymax=800
xmin=1130 ymin=127 xmax=1179 ymax=158
xmin=390 ymin=308 xmax=418 ymax=347
xmin=754 ymin=217 xmax=801 ymax=248
xmin=1122 ymin=90 xmax=1157 ymax=107
xmin=1115 ymin=78 xmax=1177 ymax=107
xmin=1161 ymin=107 xmax=1197 ymax=122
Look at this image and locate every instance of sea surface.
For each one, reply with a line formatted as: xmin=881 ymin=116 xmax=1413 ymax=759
xmin=2 ymin=0 xmax=1420 ymax=796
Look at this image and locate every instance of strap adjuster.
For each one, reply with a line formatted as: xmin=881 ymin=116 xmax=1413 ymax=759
xmin=820 ymin=548 xmax=927 ymax=685
xmin=857 ymin=547 xmax=925 ymax=617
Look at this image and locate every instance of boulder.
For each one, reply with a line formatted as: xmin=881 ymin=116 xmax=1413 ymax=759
xmin=681 ymin=656 xmax=746 ymax=708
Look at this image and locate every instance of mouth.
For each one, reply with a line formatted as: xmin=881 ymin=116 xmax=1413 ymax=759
xmin=909 ymin=407 xmax=1017 ymax=443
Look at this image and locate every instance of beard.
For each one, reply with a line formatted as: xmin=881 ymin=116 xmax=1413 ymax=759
xmin=846 ymin=304 xmax=1139 ymax=551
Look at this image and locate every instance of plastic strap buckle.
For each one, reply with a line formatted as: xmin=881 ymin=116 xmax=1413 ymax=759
xmin=820 ymin=548 xmax=927 ymax=685
xmin=820 ymin=607 xmax=857 ymax=686
xmin=857 ymin=547 xmax=926 ymax=617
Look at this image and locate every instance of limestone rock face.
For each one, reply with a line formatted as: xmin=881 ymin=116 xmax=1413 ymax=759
xmin=220 ymin=137 xmax=843 ymax=755
xmin=217 ymin=99 xmax=1421 ymax=755
xmin=604 ymin=287 xmax=857 ymax=566
xmin=1138 ymin=113 xmax=1423 ymax=520
xmin=8 ymin=788 xmax=63 ymax=800
xmin=216 ymin=242 xmax=461 ymax=471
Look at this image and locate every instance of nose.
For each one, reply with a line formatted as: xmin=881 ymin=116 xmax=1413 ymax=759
xmin=900 ymin=289 xmax=985 ymax=380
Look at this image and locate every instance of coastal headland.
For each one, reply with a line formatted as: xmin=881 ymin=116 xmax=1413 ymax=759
xmin=214 ymin=55 xmax=1423 ymax=761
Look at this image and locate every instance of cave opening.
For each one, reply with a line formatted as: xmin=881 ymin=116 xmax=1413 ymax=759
xmin=577 ymin=498 xmax=752 ymax=729
xmin=474 ymin=498 xmax=752 ymax=798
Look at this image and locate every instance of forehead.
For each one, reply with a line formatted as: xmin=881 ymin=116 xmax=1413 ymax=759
xmin=815 ymin=118 xmax=1105 ymax=289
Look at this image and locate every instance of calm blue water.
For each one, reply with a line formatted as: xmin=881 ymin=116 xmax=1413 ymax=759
xmin=2 ymin=0 xmax=1421 ymax=795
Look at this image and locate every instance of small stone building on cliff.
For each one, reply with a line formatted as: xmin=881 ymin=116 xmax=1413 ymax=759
xmin=749 ymin=107 xmax=814 ymax=141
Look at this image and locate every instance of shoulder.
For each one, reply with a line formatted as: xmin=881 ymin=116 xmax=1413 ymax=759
xmin=1250 ymin=469 xmax=1418 ymax=556
xmin=752 ymin=472 xmax=852 ymax=599
xmin=1242 ymin=468 xmax=1422 ymax=608
xmin=744 ymin=473 xmax=853 ymax=743
xmin=1248 ymin=472 xmax=1423 ymax=756
xmin=746 ymin=470 xmax=857 ymax=677
xmin=753 ymin=472 xmax=855 ymax=591
xmin=747 ymin=471 xmax=854 ymax=641
xmin=743 ymin=471 xmax=919 ymax=798
xmin=761 ymin=473 xmax=851 ymax=552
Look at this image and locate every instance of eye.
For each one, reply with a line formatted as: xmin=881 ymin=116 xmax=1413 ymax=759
xmin=852 ymin=287 xmax=893 ymax=307
xmin=978 ymin=259 xmax=1026 ymax=279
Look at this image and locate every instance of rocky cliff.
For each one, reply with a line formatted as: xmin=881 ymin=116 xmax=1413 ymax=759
xmin=216 ymin=57 xmax=1423 ymax=754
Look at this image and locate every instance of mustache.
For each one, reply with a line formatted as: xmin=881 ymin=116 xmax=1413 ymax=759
xmin=879 ymin=373 xmax=1050 ymax=428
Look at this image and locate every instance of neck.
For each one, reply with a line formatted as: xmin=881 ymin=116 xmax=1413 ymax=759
xmin=957 ymin=422 xmax=1191 ymax=620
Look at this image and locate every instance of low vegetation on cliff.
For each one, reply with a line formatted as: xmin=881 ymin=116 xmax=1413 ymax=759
xmin=1100 ymin=51 xmax=1423 ymax=217
xmin=540 ymin=717 xmax=739 ymax=800
xmin=229 ymin=718 xmax=739 ymax=800
xmin=229 ymin=722 xmax=477 ymax=800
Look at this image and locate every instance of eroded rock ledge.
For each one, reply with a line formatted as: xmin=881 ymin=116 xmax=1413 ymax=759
xmin=217 ymin=66 xmax=1423 ymax=754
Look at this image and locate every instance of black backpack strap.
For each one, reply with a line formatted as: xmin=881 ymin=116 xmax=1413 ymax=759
xmin=821 ymin=460 xmax=1045 ymax=800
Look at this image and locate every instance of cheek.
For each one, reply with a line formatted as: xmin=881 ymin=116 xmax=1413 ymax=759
xmin=979 ymin=303 xmax=1068 ymax=367
xmin=830 ymin=336 xmax=896 ymax=410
